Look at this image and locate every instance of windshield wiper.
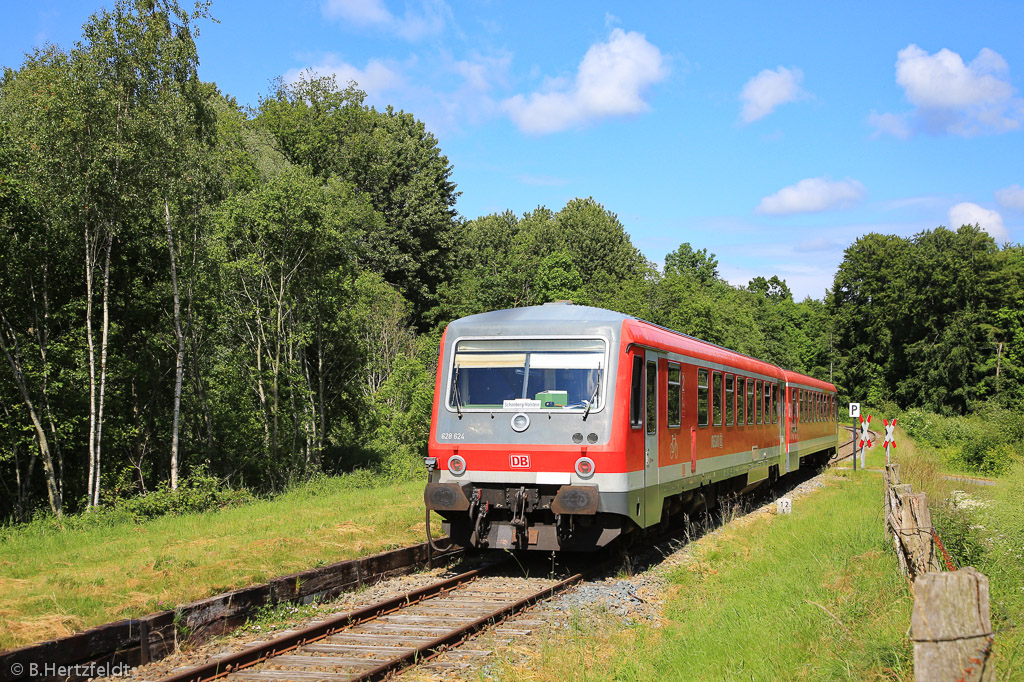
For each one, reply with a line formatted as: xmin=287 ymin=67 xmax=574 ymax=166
xmin=583 ymin=364 xmax=601 ymax=421
xmin=452 ymin=365 xmax=463 ymax=418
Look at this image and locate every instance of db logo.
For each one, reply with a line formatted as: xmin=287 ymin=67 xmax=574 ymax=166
xmin=510 ymin=454 xmax=531 ymax=469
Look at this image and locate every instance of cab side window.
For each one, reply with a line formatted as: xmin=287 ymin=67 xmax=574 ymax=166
xmin=630 ymin=355 xmax=643 ymax=429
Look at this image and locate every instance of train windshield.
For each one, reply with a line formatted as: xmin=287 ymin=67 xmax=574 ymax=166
xmin=449 ymin=338 xmax=606 ymax=411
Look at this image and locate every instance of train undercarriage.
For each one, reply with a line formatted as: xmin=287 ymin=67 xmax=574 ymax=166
xmin=426 ymin=446 xmax=835 ymax=553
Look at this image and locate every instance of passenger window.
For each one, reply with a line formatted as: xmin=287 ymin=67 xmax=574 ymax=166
xmin=773 ymin=383 xmax=781 ymax=423
xmin=755 ymin=380 xmax=762 ymax=424
xmin=746 ymin=378 xmax=755 ymax=425
xmin=725 ymin=374 xmax=735 ymax=426
xmin=646 ymin=361 xmax=657 ymax=435
xmin=667 ymin=363 xmax=681 ymax=428
xmin=697 ymin=368 xmax=709 ymax=427
xmin=630 ymin=355 xmax=643 ymax=429
xmin=737 ymin=377 xmax=746 ymax=425
xmin=713 ymin=371 xmax=723 ymax=426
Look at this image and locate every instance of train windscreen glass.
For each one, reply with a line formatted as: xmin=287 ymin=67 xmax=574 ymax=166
xmin=449 ymin=339 xmax=605 ymax=411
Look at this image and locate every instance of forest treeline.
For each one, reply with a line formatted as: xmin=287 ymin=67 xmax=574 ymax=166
xmin=1 ymin=1 xmax=1021 ymax=522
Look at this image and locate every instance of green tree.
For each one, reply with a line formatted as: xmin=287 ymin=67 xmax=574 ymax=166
xmin=256 ymin=74 xmax=458 ymax=327
xmin=212 ymin=168 xmax=375 ymax=479
xmin=664 ymin=243 xmax=720 ymax=286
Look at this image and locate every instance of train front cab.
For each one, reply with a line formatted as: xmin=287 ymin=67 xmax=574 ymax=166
xmin=424 ymin=309 xmax=643 ymax=553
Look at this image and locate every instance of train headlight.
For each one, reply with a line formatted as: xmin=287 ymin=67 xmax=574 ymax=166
xmin=575 ymin=456 xmax=595 ymax=479
xmin=448 ymin=454 xmax=466 ymax=476
xmin=511 ymin=412 xmax=531 ymax=432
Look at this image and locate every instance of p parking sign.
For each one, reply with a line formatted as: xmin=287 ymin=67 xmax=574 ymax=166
xmin=849 ymin=403 xmax=861 ymax=419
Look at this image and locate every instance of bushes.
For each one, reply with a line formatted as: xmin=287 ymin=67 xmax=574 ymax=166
xmin=107 ymin=466 xmax=254 ymax=522
xmin=900 ymin=403 xmax=1024 ymax=475
xmin=0 ymin=467 xmax=254 ymax=537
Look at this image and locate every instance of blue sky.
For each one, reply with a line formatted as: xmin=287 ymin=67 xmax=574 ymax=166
xmin=4 ymin=1 xmax=1023 ymax=300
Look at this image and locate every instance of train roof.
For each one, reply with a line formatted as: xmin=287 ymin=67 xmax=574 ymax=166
xmin=445 ymin=303 xmax=836 ymax=392
xmin=782 ymin=369 xmax=837 ymax=392
xmin=450 ymin=302 xmax=631 ymax=325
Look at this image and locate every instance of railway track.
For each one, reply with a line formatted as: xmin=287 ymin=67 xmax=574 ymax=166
xmin=151 ymin=438 xmax=857 ymax=682
xmin=158 ymin=562 xmax=581 ymax=682
xmin=832 ymin=425 xmax=873 ymax=464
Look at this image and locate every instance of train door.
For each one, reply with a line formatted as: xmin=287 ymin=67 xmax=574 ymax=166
xmin=776 ymin=382 xmax=785 ymax=471
xmin=643 ymin=350 xmax=661 ymax=527
xmin=784 ymin=384 xmax=794 ymax=473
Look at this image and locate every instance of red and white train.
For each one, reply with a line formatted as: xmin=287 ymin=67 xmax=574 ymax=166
xmin=424 ymin=303 xmax=838 ymax=552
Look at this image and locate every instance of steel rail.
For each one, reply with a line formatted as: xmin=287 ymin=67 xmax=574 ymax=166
xmin=157 ymin=564 xmax=496 ymax=682
xmin=348 ymin=571 xmax=584 ymax=681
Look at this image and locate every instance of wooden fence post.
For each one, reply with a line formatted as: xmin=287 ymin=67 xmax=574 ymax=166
xmin=912 ymin=568 xmax=994 ymax=681
xmin=884 ymin=463 xmax=900 ymax=521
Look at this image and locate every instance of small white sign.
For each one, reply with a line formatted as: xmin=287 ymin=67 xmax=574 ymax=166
xmin=777 ymin=497 xmax=792 ymax=514
xmin=849 ymin=402 xmax=861 ymax=418
xmin=503 ymin=399 xmax=541 ymax=410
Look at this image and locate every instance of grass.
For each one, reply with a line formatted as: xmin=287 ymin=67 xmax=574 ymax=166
xmin=491 ymin=470 xmax=914 ymax=682
xmin=891 ymin=423 xmax=1024 ymax=679
xmin=0 ymin=473 xmax=439 ymax=651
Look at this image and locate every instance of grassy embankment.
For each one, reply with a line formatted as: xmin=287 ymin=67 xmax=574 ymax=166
xmin=495 ymin=468 xmax=915 ymax=681
xmin=0 ymin=474 xmax=437 ymax=651
xmin=492 ymin=411 xmax=1024 ymax=681
xmin=891 ymin=413 xmax=1024 ymax=679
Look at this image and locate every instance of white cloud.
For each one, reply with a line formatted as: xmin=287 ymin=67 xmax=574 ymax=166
xmin=948 ymin=202 xmax=1008 ymax=241
xmin=995 ymin=184 xmax=1024 ymax=211
xmin=867 ymin=111 xmax=911 ymax=139
xmin=872 ymin=44 xmax=1024 ymax=137
xmin=739 ymin=66 xmax=806 ymax=123
xmin=322 ymin=0 xmax=392 ymax=25
xmin=453 ymin=50 xmax=511 ymax=92
xmin=502 ymin=29 xmax=668 ymax=134
xmin=756 ymin=177 xmax=866 ymax=215
xmin=284 ymin=57 xmax=403 ymax=96
xmin=794 ymin=238 xmax=842 ymax=253
xmin=320 ymin=0 xmax=449 ymax=40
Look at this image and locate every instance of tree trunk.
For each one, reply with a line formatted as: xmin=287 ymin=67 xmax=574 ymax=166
xmin=85 ymin=225 xmax=98 ymax=508
xmin=166 ymin=199 xmax=186 ymax=490
xmin=94 ymin=230 xmax=113 ymax=507
xmin=0 ymin=312 xmax=63 ymax=517
xmin=30 ymin=265 xmax=65 ymax=503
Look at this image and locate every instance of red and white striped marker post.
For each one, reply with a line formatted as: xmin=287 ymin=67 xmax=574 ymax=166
xmin=883 ymin=417 xmax=897 ymax=466
xmin=858 ymin=413 xmax=872 ymax=468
